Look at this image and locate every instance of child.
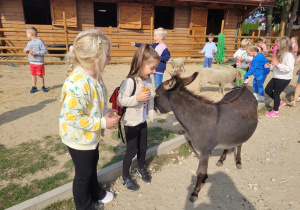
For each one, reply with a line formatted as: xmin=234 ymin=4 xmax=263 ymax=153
xmin=260 ymin=37 xmax=268 ymax=53
xmin=59 ymin=29 xmax=118 ymax=208
xmin=256 ymin=38 xmax=268 ymax=54
xmin=270 ymin=38 xmax=279 ymax=60
xmin=240 ymin=45 xmax=270 ymax=101
xmin=24 ymin=27 xmax=48 ymax=93
xmin=233 ymin=39 xmax=253 ymax=87
xmin=131 ymin=27 xmax=170 ymax=88
xmin=264 ymin=36 xmax=295 ymax=117
xmin=287 ymin=69 xmax=300 ymax=107
xmin=291 ymin=36 xmax=298 ymax=55
xmin=117 ymin=44 xmax=160 ymax=191
xmin=199 ymin=33 xmax=217 ymax=68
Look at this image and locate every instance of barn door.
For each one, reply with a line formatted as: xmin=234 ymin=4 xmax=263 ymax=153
xmin=51 ymin=0 xmax=77 ymax=27
xmin=119 ymin=3 xmax=142 ymax=29
xmin=141 ymin=4 xmax=153 ymax=29
xmin=189 ymin=7 xmax=208 ymax=50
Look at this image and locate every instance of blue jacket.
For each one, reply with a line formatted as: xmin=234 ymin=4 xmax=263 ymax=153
xmin=135 ymin=43 xmax=171 ymax=74
xmin=244 ymin=53 xmax=270 ymax=78
xmin=201 ymin=42 xmax=217 ymax=58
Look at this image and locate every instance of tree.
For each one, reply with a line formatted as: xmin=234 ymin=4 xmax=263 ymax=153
xmin=265 ymin=7 xmax=273 ymax=36
xmin=286 ymin=0 xmax=299 ymax=37
xmin=279 ymin=0 xmax=292 ymax=35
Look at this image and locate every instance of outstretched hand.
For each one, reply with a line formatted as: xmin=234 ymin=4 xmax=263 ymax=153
xmin=130 ymin=42 xmax=135 ymax=47
xmin=264 ymin=63 xmax=271 ymax=68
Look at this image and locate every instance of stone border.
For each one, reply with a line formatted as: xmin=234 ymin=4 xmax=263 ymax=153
xmin=7 ymin=134 xmax=190 ymax=210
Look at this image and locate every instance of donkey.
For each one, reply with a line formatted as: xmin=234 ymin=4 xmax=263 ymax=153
xmin=154 ymin=72 xmax=258 ymax=202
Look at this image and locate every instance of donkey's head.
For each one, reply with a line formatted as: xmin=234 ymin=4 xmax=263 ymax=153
xmin=154 ymin=72 xmax=199 ymax=114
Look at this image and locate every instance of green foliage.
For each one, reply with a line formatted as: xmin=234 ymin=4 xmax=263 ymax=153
xmin=177 ymin=142 xmax=194 ymax=158
xmin=44 ymin=198 xmax=75 ymax=210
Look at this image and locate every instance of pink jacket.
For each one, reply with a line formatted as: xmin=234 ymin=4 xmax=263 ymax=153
xmin=271 ymin=45 xmax=278 ymax=59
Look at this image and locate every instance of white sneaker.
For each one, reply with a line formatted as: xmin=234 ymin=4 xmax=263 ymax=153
xmin=98 ymin=191 xmax=114 ymax=204
xmin=297 ymin=97 xmax=300 ymax=101
xmin=257 ymin=96 xmax=265 ymax=101
xmin=253 ymin=93 xmax=259 ymax=99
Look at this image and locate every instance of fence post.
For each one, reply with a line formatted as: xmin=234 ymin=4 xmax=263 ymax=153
xmin=251 ymin=31 xmax=255 ymax=43
xmin=150 ymin=17 xmax=153 ymax=44
xmin=63 ymin=12 xmax=69 ymax=52
xmin=14 ymin=22 xmax=23 ymax=61
xmin=258 ymin=30 xmax=261 ymax=38
xmin=280 ymin=22 xmax=285 ymax=37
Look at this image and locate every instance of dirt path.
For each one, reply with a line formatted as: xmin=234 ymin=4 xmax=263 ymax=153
xmin=104 ymin=104 xmax=300 ymax=210
xmin=0 ymin=62 xmax=299 ymax=209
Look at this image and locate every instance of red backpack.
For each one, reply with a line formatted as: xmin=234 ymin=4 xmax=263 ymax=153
xmin=109 ymin=78 xmax=136 ymax=142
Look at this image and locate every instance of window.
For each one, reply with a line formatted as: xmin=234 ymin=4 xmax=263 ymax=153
xmin=22 ymin=0 xmax=52 ymax=25
xmin=94 ymin=2 xmax=117 ymax=27
xmin=154 ymin=6 xmax=174 ymax=29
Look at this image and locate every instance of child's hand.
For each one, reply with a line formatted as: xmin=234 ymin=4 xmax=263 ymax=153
xmin=296 ymin=70 xmax=300 ymax=75
xmin=30 ymin=50 xmax=36 ymax=55
xmin=236 ymin=56 xmax=241 ymax=59
xmin=104 ymin=109 xmax=120 ymax=129
xmin=26 ymin=48 xmax=31 ymax=52
xmin=130 ymin=42 xmax=135 ymax=47
xmin=212 ymin=49 xmax=215 ymax=53
xmin=264 ymin=63 xmax=271 ymax=68
xmin=271 ymin=60 xmax=279 ymax=67
xmin=239 ymin=77 xmax=244 ymax=81
xmin=136 ymin=90 xmax=151 ymax=102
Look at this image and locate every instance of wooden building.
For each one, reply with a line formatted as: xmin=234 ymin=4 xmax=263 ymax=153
xmin=0 ymin=0 xmax=276 ymax=61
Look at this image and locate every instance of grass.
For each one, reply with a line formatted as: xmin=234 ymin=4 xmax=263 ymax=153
xmin=157 ymin=119 xmax=166 ymax=124
xmin=0 ymin=172 xmax=71 ymax=210
xmin=43 ymin=199 xmax=75 ymax=210
xmin=1 ymin=125 xmax=182 ymax=209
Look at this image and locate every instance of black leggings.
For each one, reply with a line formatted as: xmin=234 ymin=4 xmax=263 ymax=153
xmin=265 ymin=78 xmax=291 ymax=111
xmin=123 ymin=122 xmax=147 ymax=177
xmin=68 ymin=145 xmax=106 ymax=210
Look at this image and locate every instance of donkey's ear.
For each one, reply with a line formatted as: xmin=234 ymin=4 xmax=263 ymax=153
xmin=182 ymin=72 xmax=199 ymax=86
xmin=163 ymin=77 xmax=177 ymax=90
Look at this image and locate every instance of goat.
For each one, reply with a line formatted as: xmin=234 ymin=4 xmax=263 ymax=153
xmin=198 ymin=68 xmax=241 ymax=95
xmin=154 ymin=72 xmax=258 ymax=202
xmin=167 ymin=58 xmax=185 ymax=74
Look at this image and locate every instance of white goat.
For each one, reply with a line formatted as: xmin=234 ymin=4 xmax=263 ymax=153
xmin=198 ymin=68 xmax=241 ymax=95
xmin=168 ymin=58 xmax=185 ymax=74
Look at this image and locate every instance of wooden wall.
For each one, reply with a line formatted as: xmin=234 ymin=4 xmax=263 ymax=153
xmin=0 ymin=0 xmax=257 ymax=56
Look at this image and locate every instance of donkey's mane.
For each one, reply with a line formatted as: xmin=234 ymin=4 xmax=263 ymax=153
xmin=177 ymin=78 xmax=213 ymax=104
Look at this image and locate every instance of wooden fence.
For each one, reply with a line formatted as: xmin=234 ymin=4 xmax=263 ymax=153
xmin=0 ymin=12 xmax=284 ymax=64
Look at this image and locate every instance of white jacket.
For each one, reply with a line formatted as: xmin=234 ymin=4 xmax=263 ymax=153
xmin=271 ymin=52 xmax=295 ymax=80
xmin=233 ymin=48 xmax=253 ymax=68
xmin=117 ymin=77 xmax=154 ymax=126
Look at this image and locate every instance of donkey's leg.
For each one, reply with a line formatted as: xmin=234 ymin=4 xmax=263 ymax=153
xmin=216 ymin=149 xmax=228 ymax=167
xmin=236 ymin=145 xmax=242 ymax=169
xmin=190 ymin=154 xmax=209 ymax=202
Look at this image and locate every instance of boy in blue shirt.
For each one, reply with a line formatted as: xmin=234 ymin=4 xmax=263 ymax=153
xmin=240 ymin=45 xmax=270 ymax=101
xmin=199 ymin=33 xmax=217 ymax=68
xmin=131 ymin=27 xmax=170 ymax=88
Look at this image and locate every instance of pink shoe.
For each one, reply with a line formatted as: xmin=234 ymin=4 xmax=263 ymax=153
xmin=98 ymin=191 xmax=114 ymax=204
xmin=265 ymin=110 xmax=279 ymax=117
xmin=279 ymin=100 xmax=286 ymax=109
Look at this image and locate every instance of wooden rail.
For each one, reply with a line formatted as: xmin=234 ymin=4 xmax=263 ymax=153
xmin=0 ymin=12 xmax=284 ymax=64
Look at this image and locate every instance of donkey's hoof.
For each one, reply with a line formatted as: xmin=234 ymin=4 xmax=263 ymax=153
xmin=216 ymin=161 xmax=223 ymax=167
xmin=189 ymin=195 xmax=198 ymax=202
xmin=236 ymin=164 xmax=242 ymax=169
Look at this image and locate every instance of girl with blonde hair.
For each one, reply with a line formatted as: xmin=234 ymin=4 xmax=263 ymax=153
xmin=264 ymin=36 xmax=295 ymax=117
xmin=291 ymin=36 xmax=298 ymax=55
xmin=59 ymin=29 xmax=119 ymax=208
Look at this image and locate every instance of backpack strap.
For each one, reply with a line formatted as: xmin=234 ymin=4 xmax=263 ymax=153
xmin=118 ymin=77 xmax=136 ymax=143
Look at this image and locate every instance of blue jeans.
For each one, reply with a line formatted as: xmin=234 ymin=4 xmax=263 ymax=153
xmin=253 ymin=74 xmax=267 ymax=96
xmin=203 ymin=57 xmax=213 ymax=68
xmin=154 ymin=73 xmax=163 ymax=88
